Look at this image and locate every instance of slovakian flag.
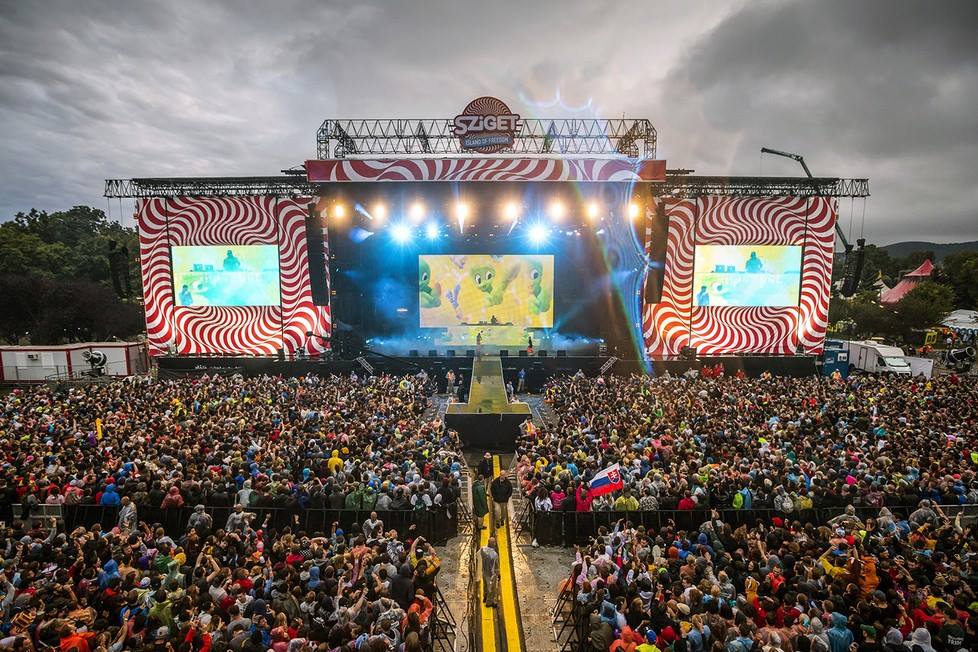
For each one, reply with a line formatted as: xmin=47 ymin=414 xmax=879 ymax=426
xmin=590 ymin=463 xmax=624 ymax=497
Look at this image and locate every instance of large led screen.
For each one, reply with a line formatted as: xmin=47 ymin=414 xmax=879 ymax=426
xmin=692 ymin=245 xmax=802 ymax=307
xmin=171 ymin=245 xmax=280 ymax=307
xmin=419 ymin=254 xmax=554 ymax=328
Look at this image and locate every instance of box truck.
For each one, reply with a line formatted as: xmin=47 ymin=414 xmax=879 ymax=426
xmin=845 ymin=340 xmax=911 ymax=375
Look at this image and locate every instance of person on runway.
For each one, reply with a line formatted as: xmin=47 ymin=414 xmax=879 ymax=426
xmin=490 ymin=471 xmax=513 ymax=525
xmin=445 ymin=368 xmax=456 ymax=397
xmin=476 ymin=330 xmax=484 ymax=358
xmin=477 ymin=452 xmax=493 ymax=480
xmin=516 ymin=367 xmax=526 ymax=393
xmin=472 ymin=475 xmax=489 ymax=530
xmin=479 ymin=536 xmax=500 ymax=607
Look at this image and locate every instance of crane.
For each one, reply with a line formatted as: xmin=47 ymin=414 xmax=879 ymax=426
xmin=760 ymin=147 xmax=865 ymax=296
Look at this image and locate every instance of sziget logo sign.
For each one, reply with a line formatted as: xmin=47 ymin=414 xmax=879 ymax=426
xmin=453 ymin=97 xmax=520 ymax=153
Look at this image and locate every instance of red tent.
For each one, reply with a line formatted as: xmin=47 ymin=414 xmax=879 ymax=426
xmin=880 ymin=259 xmax=934 ymax=304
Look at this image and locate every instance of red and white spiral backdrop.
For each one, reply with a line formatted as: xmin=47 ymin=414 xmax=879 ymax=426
xmin=137 ymin=196 xmax=331 ymax=356
xmin=642 ymin=196 xmax=836 ymax=356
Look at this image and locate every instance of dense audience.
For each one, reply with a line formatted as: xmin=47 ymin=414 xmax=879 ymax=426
xmin=0 ymin=373 xmax=460 ymax=651
xmin=518 ymin=373 xmax=978 ymax=513
xmin=521 ymin=372 xmax=978 ymax=651
xmin=559 ymin=507 xmax=976 ymax=652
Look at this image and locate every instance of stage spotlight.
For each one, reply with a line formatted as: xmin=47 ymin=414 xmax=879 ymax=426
xmin=332 ymin=203 xmax=346 ymax=219
xmin=627 ymin=202 xmax=641 ymax=219
xmin=548 ymin=200 xmax=566 ymax=221
xmin=585 ymin=201 xmax=601 ymax=221
xmin=454 ymin=201 xmax=470 ymax=232
xmin=503 ymin=201 xmax=520 ymax=221
xmin=408 ymin=201 xmax=426 ymax=223
xmin=372 ymin=203 xmax=387 ymax=223
xmin=390 ymin=223 xmax=412 ymax=244
xmin=528 ymin=223 xmax=549 ymax=245
xmin=425 ymin=222 xmax=440 ymax=240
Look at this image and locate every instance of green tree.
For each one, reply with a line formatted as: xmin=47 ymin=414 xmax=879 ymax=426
xmin=0 ymin=205 xmax=143 ymax=344
xmin=858 ymin=245 xmax=893 ymax=289
xmin=941 ymin=251 xmax=978 ymax=309
xmin=891 ymin=282 xmax=955 ymax=339
xmin=848 ymin=295 xmax=896 ymax=339
xmin=0 ymin=206 xmax=140 ymax=292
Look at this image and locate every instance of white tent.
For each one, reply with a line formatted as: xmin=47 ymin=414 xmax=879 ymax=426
xmin=942 ymin=309 xmax=978 ymax=332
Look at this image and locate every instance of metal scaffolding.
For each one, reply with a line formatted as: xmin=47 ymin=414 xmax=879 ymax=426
xmin=317 ymin=118 xmax=657 ymax=159
xmin=104 ymin=174 xmax=869 ymax=199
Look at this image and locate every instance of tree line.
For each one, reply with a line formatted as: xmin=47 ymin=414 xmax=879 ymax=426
xmin=0 ymin=206 xmax=144 ymax=344
xmin=830 ymin=246 xmax=978 ymax=344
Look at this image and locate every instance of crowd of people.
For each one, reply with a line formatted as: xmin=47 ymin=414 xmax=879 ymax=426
xmin=558 ymin=505 xmax=976 ymax=652
xmin=517 ymin=373 xmax=978 ymax=514
xmin=517 ymin=371 xmax=978 ymax=651
xmin=0 ymin=372 xmax=461 ymax=651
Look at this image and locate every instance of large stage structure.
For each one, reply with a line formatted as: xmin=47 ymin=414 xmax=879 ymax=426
xmin=106 ymin=97 xmax=869 ymax=372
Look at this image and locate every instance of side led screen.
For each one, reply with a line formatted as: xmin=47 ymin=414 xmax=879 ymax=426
xmin=171 ymin=245 xmax=280 ymax=307
xmin=692 ymin=245 xmax=802 ymax=307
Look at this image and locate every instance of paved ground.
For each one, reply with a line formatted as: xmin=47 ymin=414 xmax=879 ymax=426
xmin=510 ymin=538 xmax=575 ymax=651
xmin=434 ymin=533 xmax=472 ymax=650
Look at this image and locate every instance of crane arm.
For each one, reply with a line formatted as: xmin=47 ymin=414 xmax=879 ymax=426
xmin=761 ymin=146 xmax=848 ymax=251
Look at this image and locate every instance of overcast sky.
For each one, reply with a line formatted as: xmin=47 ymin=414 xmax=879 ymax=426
xmin=1 ymin=0 xmax=976 ymax=244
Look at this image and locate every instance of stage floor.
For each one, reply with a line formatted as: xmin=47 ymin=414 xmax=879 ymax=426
xmin=446 ymin=356 xmax=531 ymax=415
xmin=445 ymin=356 xmax=530 ymax=450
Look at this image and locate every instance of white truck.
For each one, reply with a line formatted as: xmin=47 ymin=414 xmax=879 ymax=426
xmin=845 ymin=340 xmax=911 ymax=375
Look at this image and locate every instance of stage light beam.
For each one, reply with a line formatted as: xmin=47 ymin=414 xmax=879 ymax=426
xmin=548 ymin=200 xmax=566 ymax=221
xmin=408 ymin=202 xmax=426 ymax=223
xmin=332 ymin=203 xmax=346 ymax=219
xmin=390 ymin=223 xmax=412 ymax=244
xmin=627 ymin=202 xmax=641 ymax=220
xmin=503 ymin=201 xmax=520 ymax=221
xmin=454 ymin=201 xmax=470 ymax=232
xmin=586 ymin=201 xmax=601 ymax=221
xmin=425 ymin=222 xmax=440 ymax=240
xmin=528 ymin=223 xmax=549 ymax=245
xmin=372 ymin=203 xmax=387 ymax=223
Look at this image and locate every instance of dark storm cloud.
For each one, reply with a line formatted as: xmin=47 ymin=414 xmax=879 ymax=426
xmin=0 ymin=0 xmax=975 ymax=243
xmin=660 ymin=0 xmax=978 ymax=242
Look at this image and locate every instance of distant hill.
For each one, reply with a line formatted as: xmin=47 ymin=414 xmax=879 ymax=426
xmin=880 ymin=241 xmax=978 ymax=262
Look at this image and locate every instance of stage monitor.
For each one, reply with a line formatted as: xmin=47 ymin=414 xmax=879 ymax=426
xmin=418 ymin=254 xmax=554 ymax=328
xmin=171 ymin=245 xmax=280 ymax=307
xmin=692 ymin=245 xmax=801 ymax=307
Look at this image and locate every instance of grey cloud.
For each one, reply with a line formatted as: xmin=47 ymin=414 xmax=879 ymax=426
xmin=0 ymin=0 xmax=976 ymax=243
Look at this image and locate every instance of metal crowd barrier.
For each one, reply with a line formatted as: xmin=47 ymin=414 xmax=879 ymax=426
xmin=62 ymin=503 xmax=459 ymax=544
xmin=526 ymin=504 xmax=978 ymax=547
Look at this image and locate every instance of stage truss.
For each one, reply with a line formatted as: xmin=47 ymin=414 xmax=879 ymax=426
xmin=105 ymin=174 xmax=869 ymax=199
xmin=317 ymin=118 xmax=657 ymax=159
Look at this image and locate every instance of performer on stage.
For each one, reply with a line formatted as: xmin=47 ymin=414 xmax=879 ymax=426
xmin=476 ymin=330 xmax=484 ymax=358
xmin=527 ymin=334 xmax=534 ymax=356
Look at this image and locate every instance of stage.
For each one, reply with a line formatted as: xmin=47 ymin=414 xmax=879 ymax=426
xmin=156 ymin=353 xmax=818 ymax=387
xmin=444 ymin=356 xmax=531 ymax=450
xmin=108 ymin=97 xmax=868 ymax=392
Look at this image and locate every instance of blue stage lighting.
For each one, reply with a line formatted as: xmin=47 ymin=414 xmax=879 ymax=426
xmin=528 ymin=223 xmax=549 ymax=245
xmin=390 ymin=223 xmax=412 ymax=244
xmin=425 ymin=222 xmax=440 ymax=240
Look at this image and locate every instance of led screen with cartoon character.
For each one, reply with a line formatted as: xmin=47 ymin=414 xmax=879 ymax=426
xmin=692 ymin=245 xmax=802 ymax=307
xmin=419 ymin=254 xmax=554 ymax=328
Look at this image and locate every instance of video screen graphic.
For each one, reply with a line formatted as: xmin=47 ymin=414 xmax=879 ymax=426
xmin=171 ymin=245 xmax=281 ymax=307
xmin=692 ymin=245 xmax=802 ymax=307
xmin=419 ymin=254 xmax=554 ymax=328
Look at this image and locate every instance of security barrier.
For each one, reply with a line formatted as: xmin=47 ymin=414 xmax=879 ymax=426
xmin=61 ymin=503 xmax=459 ymax=544
xmin=526 ymin=504 xmax=977 ymax=547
